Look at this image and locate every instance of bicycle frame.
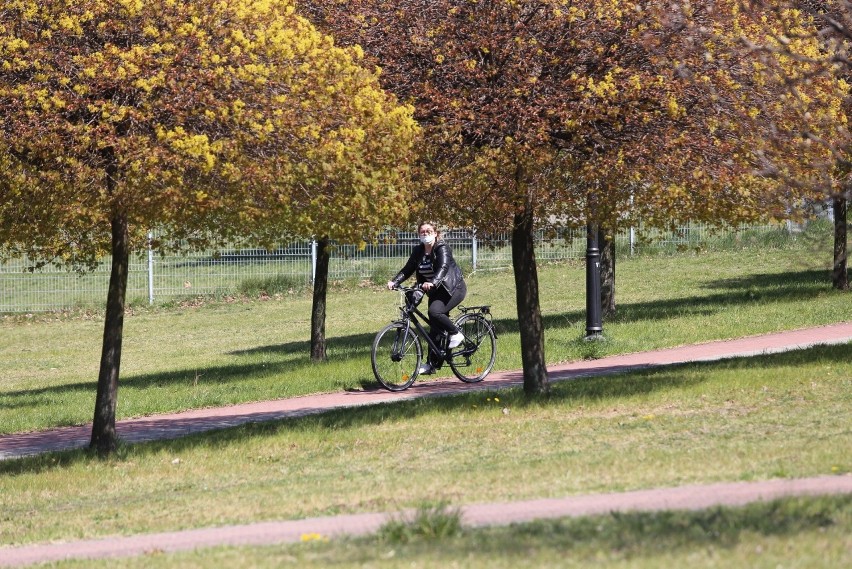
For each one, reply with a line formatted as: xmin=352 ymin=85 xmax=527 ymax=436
xmin=395 ymin=296 xmax=447 ymax=362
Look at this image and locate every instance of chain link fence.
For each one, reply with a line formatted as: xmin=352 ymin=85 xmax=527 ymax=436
xmin=0 ymin=223 xmax=786 ymax=312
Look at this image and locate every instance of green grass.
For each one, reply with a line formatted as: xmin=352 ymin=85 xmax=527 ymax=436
xmin=1 ymin=342 xmax=849 ymax=547
xmin=2 ymin=226 xmax=848 ymax=564
xmin=49 ymin=495 xmax=852 ymax=568
xmin=0 ymin=232 xmax=848 ymax=435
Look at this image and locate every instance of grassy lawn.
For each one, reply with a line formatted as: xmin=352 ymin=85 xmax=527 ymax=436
xmin=0 ymin=235 xmax=850 ymax=560
xmin=1 ymin=342 xmax=849 ymax=548
xmin=0 ymin=238 xmax=849 ymax=435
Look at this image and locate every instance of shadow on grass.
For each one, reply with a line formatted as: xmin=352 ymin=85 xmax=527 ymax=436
xmin=587 ymin=269 xmax=835 ymax=326
xmin=0 ymin=333 xmax=378 ymax=405
xmin=447 ymin=495 xmax=851 ymax=557
xmin=3 ymin=343 xmax=848 ymax=476
xmin=1 ymin=267 xmax=841 ymax=412
xmin=530 ymin=268 xmax=836 ymax=332
xmin=701 ymin=269 xmax=829 ymax=292
xmin=230 ymin=269 xmax=839 ymax=361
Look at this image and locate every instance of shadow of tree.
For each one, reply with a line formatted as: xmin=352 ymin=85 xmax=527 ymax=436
xmin=275 ymin=343 xmax=848 ymax=432
xmin=0 ymin=333 xmax=378 ymax=405
xmin=456 ymin=494 xmax=851 ymax=554
xmin=700 ymin=269 xmax=829 ymax=291
xmin=3 ymin=342 xmax=847 ymax=476
xmin=3 ymin=269 xmax=838 ymax=406
xmin=543 ymin=269 xmax=835 ymax=328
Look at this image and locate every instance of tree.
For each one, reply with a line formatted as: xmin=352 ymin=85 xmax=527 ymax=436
xmin=598 ymin=227 xmax=616 ymax=317
xmin=307 ymin=0 xmax=837 ymax=392
xmin=0 ymin=0 xmax=417 ymax=453
xmin=746 ymin=0 xmax=851 ymax=290
xmin=667 ymin=0 xmax=850 ymax=289
xmin=305 ymin=1 xmax=648 ymax=390
xmin=294 ymin=110 xmax=418 ymax=362
xmin=310 ymin=237 xmax=332 ymax=361
xmin=834 ymin=186 xmax=850 ymax=288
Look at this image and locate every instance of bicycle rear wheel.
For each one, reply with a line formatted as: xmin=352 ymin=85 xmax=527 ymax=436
xmin=448 ymin=313 xmax=496 ymax=383
xmin=371 ymin=322 xmax=422 ymax=391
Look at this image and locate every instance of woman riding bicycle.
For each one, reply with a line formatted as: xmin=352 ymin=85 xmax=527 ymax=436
xmin=387 ymin=221 xmax=467 ymax=375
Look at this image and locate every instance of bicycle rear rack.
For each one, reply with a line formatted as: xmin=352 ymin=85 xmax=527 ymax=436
xmin=458 ymin=305 xmax=490 ymax=315
xmin=456 ymin=305 xmax=495 ymax=338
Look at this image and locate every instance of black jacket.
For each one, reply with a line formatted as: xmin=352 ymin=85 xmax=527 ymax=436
xmin=391 ymin=240 xmax=464 ymax=295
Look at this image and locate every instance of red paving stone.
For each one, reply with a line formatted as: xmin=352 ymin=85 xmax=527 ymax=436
xmin=1 ymin=323 xmax=850 ymax=566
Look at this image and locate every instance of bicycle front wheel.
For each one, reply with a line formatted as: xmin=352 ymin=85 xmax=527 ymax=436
xmin=448 ymin=313 xmax=496 ymax=383
xmin=371 ymin=322 xmax=422 ymax=391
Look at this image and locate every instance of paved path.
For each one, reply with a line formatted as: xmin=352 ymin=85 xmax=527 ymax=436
xmin=1 ymin=322 xmax=850 ymax=566
xmin=2 ymin=322 xmax=851 ymax=461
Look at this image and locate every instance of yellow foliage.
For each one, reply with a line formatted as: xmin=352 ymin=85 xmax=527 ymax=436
xmin=0 ymin=0 xmax=419 ymax=263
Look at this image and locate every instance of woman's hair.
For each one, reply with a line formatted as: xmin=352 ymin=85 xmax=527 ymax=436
xmin=417 ymin=220 xmax=442 ymax=239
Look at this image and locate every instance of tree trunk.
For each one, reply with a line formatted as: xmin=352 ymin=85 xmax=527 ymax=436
xmin=598 ymin=227 xmax=616 ymax=317
xmin=512 ymin=207 xmax=548 ymax=394
xmin=310 ymin=236 xmax=331 ymax=361
xmin=833 ymin=193 xmax=849 ymax=290
xmin=90 ymin=210 xmax=129 ymax=455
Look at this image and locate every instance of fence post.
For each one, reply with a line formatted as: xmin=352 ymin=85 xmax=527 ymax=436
xmin=311 ymin=240 xmax=317 ymax=283
xmin=471 ymin=228 xmax=478 ymax=271
xmin=147 ymin=231 xmax=155 ymax=305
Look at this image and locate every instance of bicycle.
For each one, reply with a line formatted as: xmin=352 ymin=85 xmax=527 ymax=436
xmin=371 ymin=285 xmax=497 ymax=391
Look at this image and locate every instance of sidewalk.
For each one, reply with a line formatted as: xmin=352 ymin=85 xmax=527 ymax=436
xmin=2 ymin=322 xmax=851 ymax=461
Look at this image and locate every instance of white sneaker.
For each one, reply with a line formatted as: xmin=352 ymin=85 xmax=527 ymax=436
xmin=418 ymin=363 xmax=436 ymax=375
xmin=448 ymin=332 xmax=465 ymax=348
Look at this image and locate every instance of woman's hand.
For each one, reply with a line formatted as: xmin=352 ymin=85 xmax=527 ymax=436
xmin=386 ymin=281 xmax=396 ymax=290
xmin=422 ymin=282 xmax=433 ymax=292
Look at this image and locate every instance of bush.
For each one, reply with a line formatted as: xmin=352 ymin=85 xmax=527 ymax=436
xmin=378 ymin=503 xmax=462 ymax=544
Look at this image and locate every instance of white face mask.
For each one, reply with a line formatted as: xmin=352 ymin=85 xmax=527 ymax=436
xmin=419 ymin=234 xmax=436 ymax=246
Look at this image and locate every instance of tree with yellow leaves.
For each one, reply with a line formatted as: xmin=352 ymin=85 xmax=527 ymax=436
xmin=0 ymin=0 xmax=417 ymax=453
xmin=727 ymin=0 xmax=851 ymax=290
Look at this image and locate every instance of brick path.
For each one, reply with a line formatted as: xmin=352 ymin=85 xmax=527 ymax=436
xmin=1 ymin=322 xmax=850 ymax=566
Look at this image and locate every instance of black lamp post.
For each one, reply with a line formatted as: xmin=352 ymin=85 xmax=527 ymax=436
xmin=585 ymin=221 xmax=603 ymax=338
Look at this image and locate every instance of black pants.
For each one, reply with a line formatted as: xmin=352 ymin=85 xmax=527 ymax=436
xmin=426 ymin=281 xmax=467 ymax=366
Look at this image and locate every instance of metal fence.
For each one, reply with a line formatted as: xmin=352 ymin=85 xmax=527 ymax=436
xmin=0 ymin=223 xmax=784 ymax=313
